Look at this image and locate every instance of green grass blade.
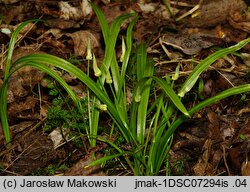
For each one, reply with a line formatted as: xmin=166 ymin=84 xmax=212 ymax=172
xmin=148 ymin=103 xmax=175 ymax=175
xmin=91 ymin=1 xmax=135 ymax=90
xmin=120 ymin=16 xmax=138 ymax=88
xmin=89 ymin=97 xmax=100 ymax=147
xmin=86 ymin=153 xmax=125 ymax=167
xmin=136 ymin=45 xmax=154 ymax=144
xmin=129 ymin=99 xmax=139 ymax=138
xmin=90 ymin=2 xmax=109 ymax=43
xmin=135 ymin=76 xmax=189 ymax=116
xmin=189 ymin=84 xmax=250 ymax=116
xmin=152 ymin=76 xmax=189 ymax=116
xmin=91 ymin=1 xmax=134 ymax=91
xmin=115 ymin=16 xmax=138 ymax=123
xmin=0 ymin=82 xmax=10 ymax=143
xmin=4 ymin=19 xmax=41 ymax=81
xmin=136 ymin=43 xmax=148 ymax=80
xmin=87 ymin=137 xmax=136 ymax=175
xmin=0 ymin=19 xmax=41 ymax=144
xmin=102 ymin=14 xmax=136 ymax=92
xmin=146 ymin=95 xmax=164 ymax=174
xmin=178 ymin=38 xmax=250 ymax=97
xmin=162 ymin=0 xmax=176 ymax=21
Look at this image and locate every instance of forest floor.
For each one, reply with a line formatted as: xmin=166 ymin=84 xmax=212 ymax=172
xmin=0 ymin=0 xmax=250 ymax=176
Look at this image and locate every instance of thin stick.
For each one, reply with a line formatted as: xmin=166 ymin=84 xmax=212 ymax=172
xmin=176 ymin=4 xmax=200 ymax=21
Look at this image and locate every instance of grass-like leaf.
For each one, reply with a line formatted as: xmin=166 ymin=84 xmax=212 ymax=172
xmin=136 ymin=44 xmax=154 ymax=144
xmin=91 ymin=1 xmax=135 ymax=91
xmin=178 ymin=38 xmax=250 ymax=97
xmin=0 ymin=19 xmax=41 ymax=144
xmin=86 ymin=153 xmax=125 ymax=168
xmin=135 ymin=76 xmax=189 ymax=116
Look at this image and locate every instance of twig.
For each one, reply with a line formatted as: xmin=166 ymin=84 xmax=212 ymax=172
xmin=176 ymin=4 xmax=200 ymax=21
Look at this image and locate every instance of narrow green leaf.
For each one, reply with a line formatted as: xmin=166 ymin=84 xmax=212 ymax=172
xmin=0 ymin=19 xmax=41 ymax=144
xmin=4 ymin=19 xmax=41 ymax=81
xmin=136 ymin=43 xmax=147 ymax=80
xmin=178 ymin=38 xmax=250 ymax=97
xmin=89 ymin=97 xmax=100 ymax=147
xmin=86 ymin=153 xmax=125 ymax=167
xmin=120 ymin=16 xmax=138 ymax=88
xmin=91 ymin=1 xmax=135 ymax=91
xmin=0 ymin=82 xmax=10 ymax=143
xmin=136 ymin=76 xmax=189 ymax=116
xmin=189 ymin=84 xmax=250 ymax=116
xmin=101 ymin=13 xmax=136 ymax=92
xmin=136 ymin=45 xmax=154 ymax=144
xmin=89 ymin=2 xmax=109 ymax=43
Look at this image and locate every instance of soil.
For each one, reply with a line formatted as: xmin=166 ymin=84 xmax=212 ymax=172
xmin=0 ymin=0 xmax=250 ymax=176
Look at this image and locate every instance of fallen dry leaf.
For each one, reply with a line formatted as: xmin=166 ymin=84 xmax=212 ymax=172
xmin=66 ymin=30 xmax=99 ymax=57
xmin=49 ymin=127 xmax=70 ymax=149
xmin=229 ymin=10 xmax=250 ymax=33
xmin=8 ymin=96 xmax=38 ymax=119
xmin=46 ymin=19 xmax=81 ymax=29
xmin=1 ymin=0 xmax=20 ymax=4
xmin=58 ymin=0 xmax=92 ymax=21
xmin=64 ymin=153 xmax=105 ymax=176
xmin=186 ymin=0 xmax=246 ymax=27
xmin=138 ymin=2 xmax=178 ymax=19
xmin=7 ymin=131 xmax=57 ymax=175
xmin=161 ymin=33 xmax=217 ymax=55
xmin=228 ymin=147 xmax=242 ymax=171
xmin=101 ymin=0 xmax=110 ymax=5
xmin=1 ymin=4 xmax=24 ymax=24
xmin=102 ymin=0 xmax=110 ymax=4
xmin=241 ymin=161 xmax=250 ymax=176
xmin=193 ymin=138 xmax=213 ymax=175
xmin=8 ymin=65 xmax=44 ymax=99
xmin=10 ymin=121 xmax=34 ymax=134
xmin=193 ymin=161 xmax=214 ymax=176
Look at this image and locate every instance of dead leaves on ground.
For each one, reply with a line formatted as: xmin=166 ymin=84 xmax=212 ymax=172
xmin=173 ymin=110 xmax=250 ymax=176
xmin=185 ymin=0 xmax=246 ymax=28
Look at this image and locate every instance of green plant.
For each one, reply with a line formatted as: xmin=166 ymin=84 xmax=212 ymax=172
xmin=44 ymin=105 xmax=69 ymax=132
xmin=67 ymin=53 xmax=82 ymax=65
xmin=173 ymin=159 xmax=186 ymax=175
xmin=44 ymin=103 xmax=87 ymax=132
xmin=162 ymin=0 xmax=176 ymax=21
xmin=0 ymin=13 xmax=4 ymax=25
xmin=30 ymin=164 xmax=69 ymax=176
xmin=1 ymin=2 xmax=250 ymax=176
xmin=44 ymin=77 xmax=89 ymax=131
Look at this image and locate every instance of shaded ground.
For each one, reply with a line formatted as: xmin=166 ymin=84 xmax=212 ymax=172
xmin=0 ymin=0 xmax=250 ymax=175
